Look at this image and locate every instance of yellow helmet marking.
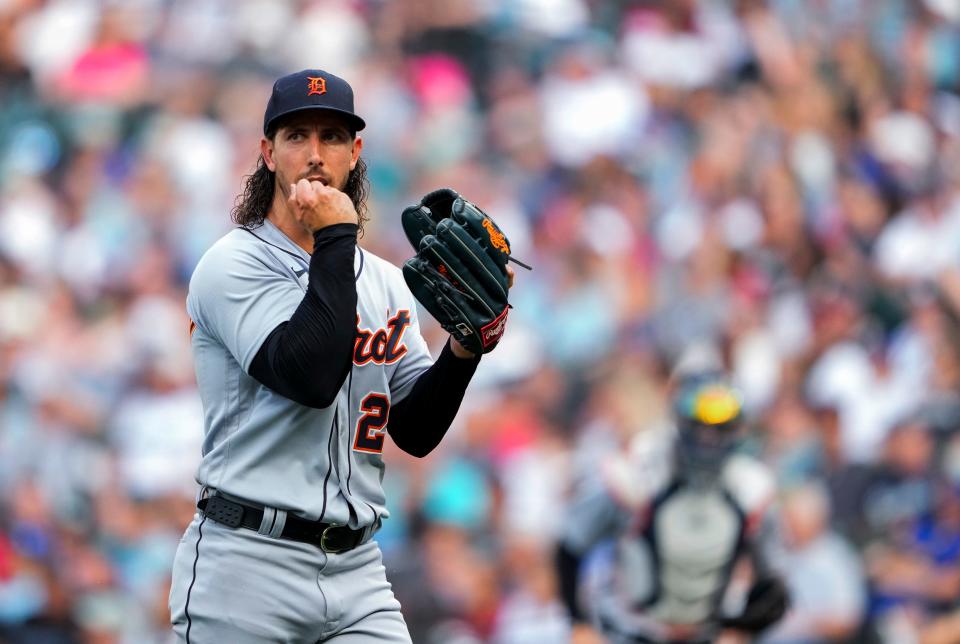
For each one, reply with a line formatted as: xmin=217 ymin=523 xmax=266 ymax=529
xmin=693 ymin=386 xmax=742 ymax=425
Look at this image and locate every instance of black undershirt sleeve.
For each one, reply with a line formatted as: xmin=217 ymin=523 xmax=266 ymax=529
xmin=387 ymin=341 xmax=481 ymax=457
xmin=248 ymin=223 xmax=358 ymax=408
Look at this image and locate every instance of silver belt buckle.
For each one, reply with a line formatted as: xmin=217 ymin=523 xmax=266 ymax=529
xmin=320 ymin=524 xmax=344 ymax=554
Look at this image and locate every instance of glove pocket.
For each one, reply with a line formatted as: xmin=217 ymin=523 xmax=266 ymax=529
xmin=419 ymin=188 xmax=459 ymax=218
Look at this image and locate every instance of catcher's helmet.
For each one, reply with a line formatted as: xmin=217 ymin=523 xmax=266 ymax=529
xmin=672 ymin=375 xmax=744 ymax=483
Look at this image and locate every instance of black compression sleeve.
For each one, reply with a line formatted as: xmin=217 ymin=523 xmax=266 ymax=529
xmin=248 ymin=223 xmax=358 ymax=408
xmin=387 ymin=341 xmax=480 ymax=457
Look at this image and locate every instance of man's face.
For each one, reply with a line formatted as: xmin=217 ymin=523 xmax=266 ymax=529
xmin=261 ymin=111 xmax=363 ymax=200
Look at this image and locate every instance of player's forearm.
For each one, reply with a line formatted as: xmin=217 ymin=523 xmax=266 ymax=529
xmin=387 ymin=340 xmax=480 ymax=457
xmin=248 ymin=224 xmax=358 ymax=407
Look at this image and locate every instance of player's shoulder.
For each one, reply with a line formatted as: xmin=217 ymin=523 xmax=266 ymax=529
xmin=357 ymin=247 xmax=403 ymax=278
xmin=190 ymin=228 xmax=277 ymax=286
xmin=721 ymin=453 xmax=775 ymax=515
xmin=197 ymin=227 xmax=272 ymax=261
xmin=356 ymin=246 xmax=408 ymax=291
xmin=600 ymin=421 xmax=676 ymax=510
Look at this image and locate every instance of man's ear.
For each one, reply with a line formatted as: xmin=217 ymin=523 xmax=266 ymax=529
xmin=350 ymin=136 xmax=363 ymax=171
xmin=261 ymin=137 xmax=276 ymax=172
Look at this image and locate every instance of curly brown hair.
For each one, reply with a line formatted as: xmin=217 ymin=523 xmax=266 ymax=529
xmin=231 ymin=155 xmax=371 ymax=236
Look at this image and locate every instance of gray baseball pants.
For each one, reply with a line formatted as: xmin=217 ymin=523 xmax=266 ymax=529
xmin=169 ymin=513 xmax=411 ymax=643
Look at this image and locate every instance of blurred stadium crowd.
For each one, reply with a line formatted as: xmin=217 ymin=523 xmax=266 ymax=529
xmin=0 ymin=0 xmax=959 ymax=642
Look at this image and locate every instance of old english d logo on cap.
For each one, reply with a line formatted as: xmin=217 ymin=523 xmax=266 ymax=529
xmin=307 ymin=76 xmax=326 ymax=96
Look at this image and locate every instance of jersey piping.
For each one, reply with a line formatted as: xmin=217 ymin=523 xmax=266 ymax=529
xmin=184 ymin=515 xmax=207 ymax=644
xmin=319 ymin=409 xmax=337 ymax=523
xmin=345 ymin=370 xmax=354 ymax=495
xmin=240 ymin=225 xmax=366 ymax=281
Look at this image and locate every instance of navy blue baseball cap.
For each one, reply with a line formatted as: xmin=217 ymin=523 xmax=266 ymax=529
xmin=263 ymin=69 xmax=366 ymax=136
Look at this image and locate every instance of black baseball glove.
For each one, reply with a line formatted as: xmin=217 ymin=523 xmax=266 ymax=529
xmin=401 ymin=188 xmax=522 ymax=355
xmin=718 ymin=575 xmax=789 ymax=634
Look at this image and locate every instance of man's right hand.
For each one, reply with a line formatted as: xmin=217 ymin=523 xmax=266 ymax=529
xmin=288 ymin=179 xmax=358 ymax=232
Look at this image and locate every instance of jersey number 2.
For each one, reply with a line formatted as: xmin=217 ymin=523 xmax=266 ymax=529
xmin=353 ymin=393 xmax=390 ymax=453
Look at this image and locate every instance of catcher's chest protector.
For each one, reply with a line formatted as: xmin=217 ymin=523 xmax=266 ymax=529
xmin=621 ymin=485 xmax=745 ymax=625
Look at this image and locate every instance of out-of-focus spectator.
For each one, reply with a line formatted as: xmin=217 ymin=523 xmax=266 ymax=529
xmin=866 ymin=481 xmax=960 ymax=638
xmin=762 ymin=484 xmax=866 ymax=643
xmin=540 ymin=38 xmax=649 ymax=168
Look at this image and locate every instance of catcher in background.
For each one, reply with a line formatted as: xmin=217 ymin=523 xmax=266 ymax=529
xmin=557 ymin=371 xmax=788 ymax=644
xmin=169 ymin=67 xmax=518 ymax=643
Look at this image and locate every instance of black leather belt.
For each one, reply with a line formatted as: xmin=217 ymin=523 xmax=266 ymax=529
xmin=197 ymin=495 xmax=366 ymax=554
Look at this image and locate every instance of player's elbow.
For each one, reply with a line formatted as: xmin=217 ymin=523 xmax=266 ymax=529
xmin=388 ymin=425 xmax=441 ymax=458
xmin=387 ymin=401 xmax=446 ymax=457
xmin=397 ymin=442 xmax=435 ymax=458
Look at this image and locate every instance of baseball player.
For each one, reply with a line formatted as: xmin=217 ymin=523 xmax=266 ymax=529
xmin=168 ymin=69 xmax=514 ymax=643
xmin=557 ymin=372 xmax=788 ymax=644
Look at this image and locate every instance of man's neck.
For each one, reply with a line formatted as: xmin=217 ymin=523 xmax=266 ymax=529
xmin=267 ymin=193 xmax=314 ymax=254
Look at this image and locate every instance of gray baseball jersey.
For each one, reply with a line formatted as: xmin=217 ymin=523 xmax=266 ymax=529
xmin=186 ymin=218 xmax=433 ymax=528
